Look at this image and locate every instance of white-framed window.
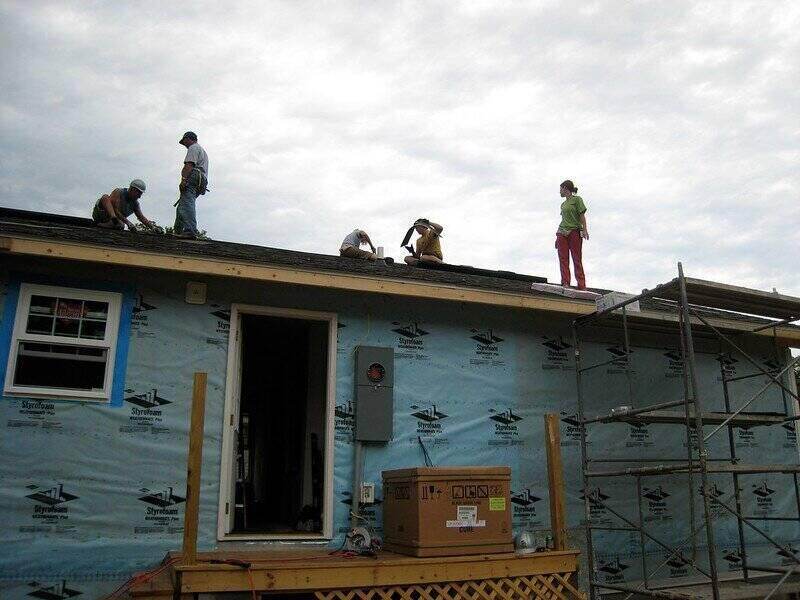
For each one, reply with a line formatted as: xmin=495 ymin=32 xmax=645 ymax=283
xmin=3 ymin=283 xmax=123 ymax=402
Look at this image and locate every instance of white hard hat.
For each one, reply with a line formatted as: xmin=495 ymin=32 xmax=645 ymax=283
xmin=130 ymin=179 xmax=146 ymax=193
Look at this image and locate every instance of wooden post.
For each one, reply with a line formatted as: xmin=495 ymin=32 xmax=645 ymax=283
xmin=181 ymin=372 xmax=207 ymax=566
xmin=544 ymin=413 xmax=567 ymax=550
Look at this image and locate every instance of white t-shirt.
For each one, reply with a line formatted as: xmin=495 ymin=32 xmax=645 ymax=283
xmin=341 ymin=229 xmax=365 ymax=249
xmin=184 ymin=143 xmax=209 ymax=180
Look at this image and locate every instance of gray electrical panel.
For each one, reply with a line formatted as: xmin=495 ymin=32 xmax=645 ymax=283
xmin=354 ymin=346 xmax=394 ymax=442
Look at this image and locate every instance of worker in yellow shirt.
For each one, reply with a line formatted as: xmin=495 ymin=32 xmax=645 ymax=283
xmin=403 ymin=218 xmax=444 ymax=265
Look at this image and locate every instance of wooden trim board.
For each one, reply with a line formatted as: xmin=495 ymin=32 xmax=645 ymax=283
xmin=2 ymin=235 xmax=591 ymax=315
xmin=181 ymin=372 xmax=207 ymax=565
xmin=3 ymin=234 xmax=799 ymax=345
xmin=171 ymin=549 xmax=580 ymax=594
xmin=545 ymin=414 xmax=566 ymax=551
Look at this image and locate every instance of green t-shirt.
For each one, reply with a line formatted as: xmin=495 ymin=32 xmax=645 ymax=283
xmin=558 ymin=195 xmax=587 ymax=233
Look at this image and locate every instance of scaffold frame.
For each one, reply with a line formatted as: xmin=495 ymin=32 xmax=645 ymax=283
xmin=573 ymin=263 xmax=800 ymax=600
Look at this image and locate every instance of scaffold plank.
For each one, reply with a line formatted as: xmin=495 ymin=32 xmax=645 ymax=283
xmin=656 ymin=277 xmax=800 ymax=321
xmin=586 ymin=464 xmax=800 ymax=477
xmin=613 ymin=410 xmax=786 ymax=427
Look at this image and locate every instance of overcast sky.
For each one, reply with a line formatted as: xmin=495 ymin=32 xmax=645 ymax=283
xmin=1 ymin=1 xmax=798 ymax=294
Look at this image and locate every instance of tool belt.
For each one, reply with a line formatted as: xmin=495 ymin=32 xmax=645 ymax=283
xmin=187 ymin=168 xmax=208 ymax=196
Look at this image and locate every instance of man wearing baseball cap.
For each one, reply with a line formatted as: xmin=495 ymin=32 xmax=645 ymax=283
xmin=91 ymin=179 xmax=155 ymax=231
xmin=174 ymin=131 xmax=209 ymax=239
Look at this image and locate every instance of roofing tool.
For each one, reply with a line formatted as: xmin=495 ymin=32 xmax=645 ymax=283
xmin=400 ymin=227 xmax=415 ymax=250
xmin=401 ymin=218 xmax=440 ymax=256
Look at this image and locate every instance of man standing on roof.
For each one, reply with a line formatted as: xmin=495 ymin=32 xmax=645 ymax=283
xmin=174 ymin=131 xmax=209 ymax=239
xmin=555 ymin=179 xmax=588 ymax=289
xmin=340 ymin=229 xmax=379 ymax=260
xmin=92 ymin=179 xmax=155 ymax=231
xmin=403 ymin=218 xmax=444 ymax=265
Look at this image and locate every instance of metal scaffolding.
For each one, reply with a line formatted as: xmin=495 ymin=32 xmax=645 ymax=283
xmin=573 ymin=263 xmax=800 ymax=600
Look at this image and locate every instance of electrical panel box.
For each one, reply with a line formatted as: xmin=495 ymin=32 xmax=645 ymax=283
xmin=354 ymin=346 xmax=394 ymax=442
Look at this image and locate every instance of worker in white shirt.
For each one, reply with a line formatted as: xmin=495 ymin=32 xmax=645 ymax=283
xmin=174 ymin=131 xmax=209 ymax=239
xmin=340 ymin=229 xmax=379 ymax=260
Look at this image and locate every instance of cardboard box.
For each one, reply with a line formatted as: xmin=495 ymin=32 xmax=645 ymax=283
xmin=382 ymin=466 xmax=513 ymax=557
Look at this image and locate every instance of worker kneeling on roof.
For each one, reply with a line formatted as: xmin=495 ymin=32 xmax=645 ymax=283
xmin=403 ymin=218 xmax=443 ymax=266
xmin=340 ymin=229 xmax=379 ymax=260
xmin=92 ymin=179 xmax=155 ymax=232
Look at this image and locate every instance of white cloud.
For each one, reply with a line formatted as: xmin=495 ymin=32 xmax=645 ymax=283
xmin=0 ymin=0 xmax=798 ymax=295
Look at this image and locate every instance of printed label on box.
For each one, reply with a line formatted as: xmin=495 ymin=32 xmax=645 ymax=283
xmin=457 ymin=505 xmax=478 ymax=523
xmin=447 ymin=505 xmax=485 ymax=528
xmin=446 ymin=519 xmax=487 ymax=528
xmin=489 ymin=497 xmax=506 ymax=511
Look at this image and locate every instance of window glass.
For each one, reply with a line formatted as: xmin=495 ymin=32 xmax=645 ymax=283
xmin=27 ymin=295 xmax=57 ymax=334
xmin=26 ymin=315 xmax=54 ymax=335
xmin=8 ymin=285 xmax=121 ymax=400
xmin=13 ymin=342 xmax=107 ymax=391
xmin=80 ymin=320 xmax=107 ymax=339
xmin=30 ymin=295 xmax=57 ymax=315
xmin=54 ymin=317 xmax=80 ymax=337
xmin=83 ymin=301 xmax=109 ymax=320
xmin=26 ymin=297 xmax=111 ymax=340
xmin=56 ymin=298 xmax=84 ymax=319
xmin=77 ymin=347 xmax=105 ymax=358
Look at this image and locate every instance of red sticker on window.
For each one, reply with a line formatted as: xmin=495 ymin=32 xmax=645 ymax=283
xmin=56 ymin=300 xmax=83 ymax=319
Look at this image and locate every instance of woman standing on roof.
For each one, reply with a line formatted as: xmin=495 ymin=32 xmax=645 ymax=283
xmin=555 ymin=180 xmax=588 ymax=289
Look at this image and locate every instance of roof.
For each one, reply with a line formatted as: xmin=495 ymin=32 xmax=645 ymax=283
xmin=0 ymin=206 xmax=550 ymax=297
xmin=1 ymin=206 xmax=799 ymax=345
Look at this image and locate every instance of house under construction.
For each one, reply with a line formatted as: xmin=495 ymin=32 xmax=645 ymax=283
xmin=0 ymin=206 xmax=798 ymax=599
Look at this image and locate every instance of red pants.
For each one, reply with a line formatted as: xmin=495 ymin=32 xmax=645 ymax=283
xmin=556 ymin=230 xmax=586 ymax=289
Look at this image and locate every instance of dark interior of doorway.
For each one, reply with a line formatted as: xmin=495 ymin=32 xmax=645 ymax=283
xmin=233 ymin=313 xmax=328 ymax=535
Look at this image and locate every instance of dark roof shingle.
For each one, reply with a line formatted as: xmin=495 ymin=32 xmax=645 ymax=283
xmin=0 ymin=207 xmax=552 ymax=297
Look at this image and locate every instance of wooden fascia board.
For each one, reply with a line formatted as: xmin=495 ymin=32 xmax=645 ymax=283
xmin=4 ymin=234 xmax=800 ymax=346
xmin=1 ymin=235 xmax=592 ymax=315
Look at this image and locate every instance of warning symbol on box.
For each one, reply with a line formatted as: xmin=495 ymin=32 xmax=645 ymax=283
xmin=394 ymin=486 xmax=410 ymax=500
xmin=420 ymin=485 xmax=441 ymax=500
xmin=477 ymin=485 xmax=488 ymax=498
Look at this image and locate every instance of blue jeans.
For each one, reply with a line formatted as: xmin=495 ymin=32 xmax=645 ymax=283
xmin=174 ymin=171 xmax=200 ymax=235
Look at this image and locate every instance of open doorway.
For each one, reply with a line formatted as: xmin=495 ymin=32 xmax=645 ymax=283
xmin=219 ymin=305 xmax=336 ymax=540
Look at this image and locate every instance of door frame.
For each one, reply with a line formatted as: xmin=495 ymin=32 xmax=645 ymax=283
xmin=217 ymin=303 xmax=338 ymax=540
